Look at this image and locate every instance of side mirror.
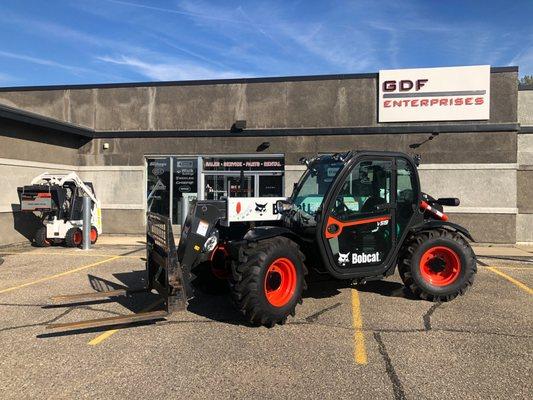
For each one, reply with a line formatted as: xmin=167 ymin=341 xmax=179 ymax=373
xmin=437 ymin=197 xmax=460 ymax=207
xmin=276 ymin=199 xmax=292 ymax=213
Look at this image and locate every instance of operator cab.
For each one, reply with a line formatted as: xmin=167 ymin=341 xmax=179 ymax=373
xmin=290 ymin=152 xmax=420 ymax=278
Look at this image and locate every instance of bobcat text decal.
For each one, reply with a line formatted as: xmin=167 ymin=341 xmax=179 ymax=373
xmin=337 ymin=251 xmax=381 ymax=266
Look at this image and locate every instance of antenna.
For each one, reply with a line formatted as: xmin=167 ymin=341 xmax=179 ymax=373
xmin=409 ymin=132 xmax=439 ymax=166
xmin=409 ymin=132 xmax=439 ymax=149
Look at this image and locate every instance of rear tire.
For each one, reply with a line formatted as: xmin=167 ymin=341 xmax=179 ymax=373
xmin=34 ymin=226 xmax=51 ymax=247
xmin=399 ymin=229 xmax=476 ymax=301
xmin=65 ymin=227 xmax=83 ymax=248
xmin=230 ymin=237 xmax=307 ymax=327
xmin=90 ymin=226 xmax=98 ymax=245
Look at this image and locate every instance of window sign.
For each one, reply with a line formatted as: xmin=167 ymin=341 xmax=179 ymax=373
xmin=147 ymin=158 xmax=170 ymax=217
xmin=203 ymin=157 xmax=284 ymax=171
xmin=172 ymin=158 xmax=198 ymax=224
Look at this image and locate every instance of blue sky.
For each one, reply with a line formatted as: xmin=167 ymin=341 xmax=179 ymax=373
xmin=0 ymin=0 xmax=531 ymax=87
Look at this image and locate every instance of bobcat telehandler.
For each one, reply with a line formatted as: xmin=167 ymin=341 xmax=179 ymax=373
xmin=47 ymin=150 xmax=476 ymax=331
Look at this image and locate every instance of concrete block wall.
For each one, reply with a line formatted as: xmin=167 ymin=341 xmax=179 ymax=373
xmin=517 ymin=88 xmax=533 ymax=242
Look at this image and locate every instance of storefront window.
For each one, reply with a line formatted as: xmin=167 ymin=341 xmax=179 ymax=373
xmin=172 ymin=158 xmax=198 ymax=225
xmin=146 ymin=155 xmax=285 ymax=224
xmin=146 ymin=157 xmax=170 ymax=217
xmin=259 ymin=175 xmax=283 ymax=197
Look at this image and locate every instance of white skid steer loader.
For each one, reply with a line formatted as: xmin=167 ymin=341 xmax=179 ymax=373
xmin=17 ymin=172 xmax=102 ymax=247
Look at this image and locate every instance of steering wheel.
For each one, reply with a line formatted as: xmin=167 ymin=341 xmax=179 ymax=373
xmin=334 ymin=197 xmax=350 ymax=214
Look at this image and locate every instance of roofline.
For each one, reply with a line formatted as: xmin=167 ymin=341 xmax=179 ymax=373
xmin=0 ymin=103 xmax=93 ymax=138
xmin=0 ymin=66 xmax=518 ymax=92
xmin=93 ymin=123 xmax=520 ymax=139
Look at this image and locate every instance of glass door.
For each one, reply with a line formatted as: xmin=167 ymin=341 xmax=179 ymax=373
xmin=322 ymin=158 xmax=394 ymax=272
xmin=227 ymin=175 xmax=255 ymax=197
xmin=204 ymin=174 xmax=227 ymax=200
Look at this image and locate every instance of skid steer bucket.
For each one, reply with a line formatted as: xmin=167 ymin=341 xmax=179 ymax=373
xmin=46 ymin=212 xmax=190 ymax=331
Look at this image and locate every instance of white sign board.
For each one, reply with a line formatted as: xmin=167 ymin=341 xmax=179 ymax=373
xmin=227 ymin=197 xmax=288 ymax=222
xmin=378 ymin=65 xmax=490 ymax=122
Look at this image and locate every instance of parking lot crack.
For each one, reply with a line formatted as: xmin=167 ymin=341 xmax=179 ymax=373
xmin=423 ymin=302 xmax=442 ymax=331
xmin=373 ymin=332 xmax=407 ymax=400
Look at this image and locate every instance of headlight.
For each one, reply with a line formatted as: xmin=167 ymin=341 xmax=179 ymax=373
xmin=203 ymin=234 xmax=218 ymax=253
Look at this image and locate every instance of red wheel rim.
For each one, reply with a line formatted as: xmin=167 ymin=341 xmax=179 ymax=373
xmin=90 ymin=228 xmax=97 ymax=242
xmin=73 ymin=230 xmax=82 ymax=245
xmin=264 ymin=258 xmax=297 ymax=307
xmin=210 ymin=244 xmax=230 ymax=280
xmin=420 ymin=246 xmax=461 ymax=287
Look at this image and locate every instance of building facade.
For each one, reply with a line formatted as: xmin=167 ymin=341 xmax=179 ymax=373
xmin=0 ymin=66 xmax=531 ymax=245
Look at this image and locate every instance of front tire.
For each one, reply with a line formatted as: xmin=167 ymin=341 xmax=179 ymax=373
xmin=399 ymin=229 xmax=476 ymax=301
xmin=34 ymin=226 xmax=51 ymax=247
xmin=65 ymin=227 xmax=83 ymax=248
xmin=230 ymin=237 xmax=307 ymax=327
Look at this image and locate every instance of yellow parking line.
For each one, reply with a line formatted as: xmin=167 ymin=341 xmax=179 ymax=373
xmin=88 ymin=298 xmax=164 ymax=346
xmin=487 ymin=266 xmax=533 ymax=295
xmin=0 ymin=256 xmax=121 ymax=295
xmin=351 ymin=288 xmax=368 ymax=365
xmin=480 ymin=265 xmax=532 ymax=271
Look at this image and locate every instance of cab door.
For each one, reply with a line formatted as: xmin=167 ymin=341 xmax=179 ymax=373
xmin=319 ymin=157 xmax=396 ymax=278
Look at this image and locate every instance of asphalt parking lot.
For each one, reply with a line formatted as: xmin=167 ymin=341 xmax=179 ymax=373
xmin=0 ymin=242 xmax=531 ymax=399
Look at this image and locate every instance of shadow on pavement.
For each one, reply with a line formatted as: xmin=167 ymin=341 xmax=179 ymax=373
xmin=357 ymin=280 xmax=419 ymax=300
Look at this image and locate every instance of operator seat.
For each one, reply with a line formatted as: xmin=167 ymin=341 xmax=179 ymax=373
xmin=360 ymin=166 xmax=387 ymax=213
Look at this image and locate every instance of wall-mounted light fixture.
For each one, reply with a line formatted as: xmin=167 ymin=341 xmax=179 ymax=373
xmin=256 ymin=141 xmax=270 ymax=152
xmin=102 ymin=142 xmax=110 ymax=150
xmin=231 ymin=120 xmax=247 ymax=132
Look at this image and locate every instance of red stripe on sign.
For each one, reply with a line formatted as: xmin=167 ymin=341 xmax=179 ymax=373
xmin=37 ymin=193 xmax=51 ymax=198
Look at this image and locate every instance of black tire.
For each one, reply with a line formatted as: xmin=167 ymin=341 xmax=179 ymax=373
xmin=230 ymin=237 xmax=307 ymax=327
xmin=34 ymin=226 xmax=51 ymax=247
xmin=192 ymin=260 xmax=230 ymax=295
xmin=399 ymin=229 xmax=477 ymax=302
xmin=65 ymin=227 xmax=83 ymax=248
xmin=90 ymin=226 xmax=98 ymax=245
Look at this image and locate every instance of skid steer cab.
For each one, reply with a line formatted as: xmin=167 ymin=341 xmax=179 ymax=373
xmin=174 ymin=151 xmax=477 ymax=327
xmin=17 ymin=172 xmax=102 ymax=247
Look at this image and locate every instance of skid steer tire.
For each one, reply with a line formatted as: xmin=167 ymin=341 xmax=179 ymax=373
xmin=34 ymin=226 xmax=51 ymax=247
xmin=90 ymin=226 xmax=98 ymax=245
xmin=230 ymin=237 xmax=307 ymax=327
xmin=65 ymin=227 xmax=83 ymax=248
xmin=399 ymin=228 xmax=476 ymax=302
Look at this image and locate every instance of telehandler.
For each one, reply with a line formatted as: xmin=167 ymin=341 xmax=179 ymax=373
xmin=47 ymin=150 xmax=476 ymax=330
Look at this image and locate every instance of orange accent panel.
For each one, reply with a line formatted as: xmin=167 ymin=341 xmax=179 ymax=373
xmin=325 ymin=215 xmax=391 ymax=239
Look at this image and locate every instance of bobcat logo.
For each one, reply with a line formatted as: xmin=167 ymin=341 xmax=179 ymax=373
xmin=255 ymin=203 xmax=267 ymax=216
xmin=338 ymin=252 xmax=350 ymax=266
